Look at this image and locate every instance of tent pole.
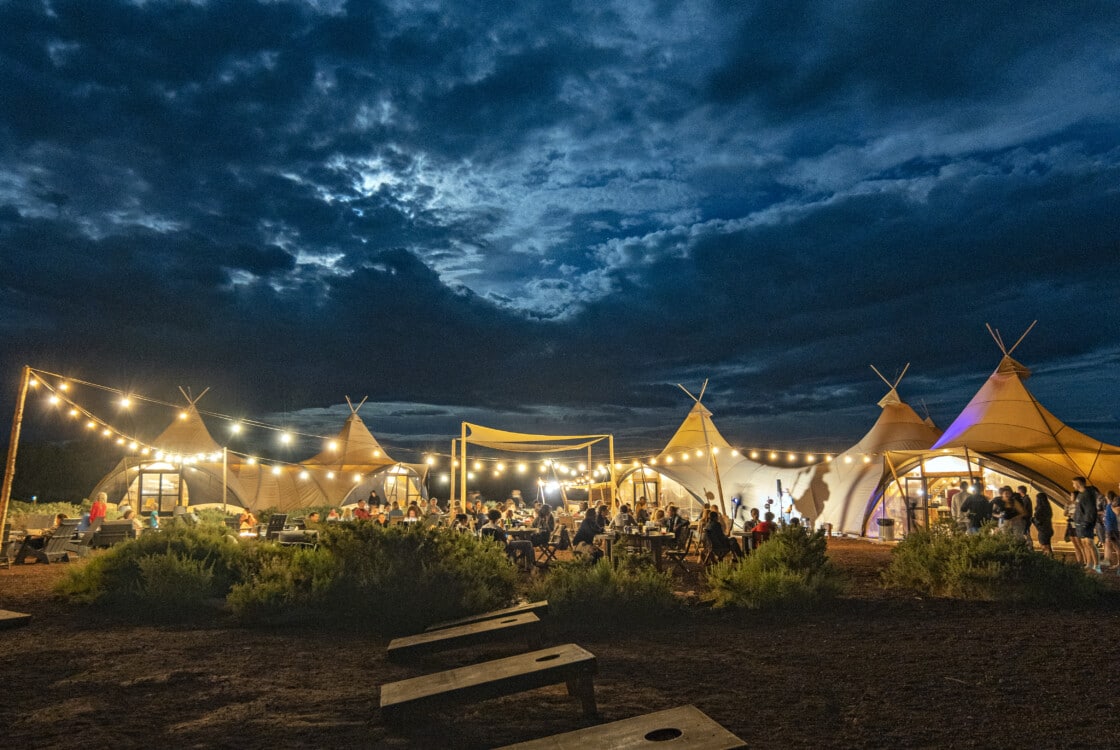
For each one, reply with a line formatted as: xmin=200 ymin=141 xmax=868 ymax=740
xmin=608 ymin=435 xmax=616 ymax=510
xmin=460 ymin=423 xmax=467 ymax=506
xmin=222 ymin=446 xmax=228 ymax=513
xmin=0 ymin=365 xmax=31 ymax=538
xmin=449 ymin=439 xmax=456 ymax=508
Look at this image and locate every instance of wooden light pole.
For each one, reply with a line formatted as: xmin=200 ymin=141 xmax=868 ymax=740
xmin=0 ymin=365 xmax=32 ymax=536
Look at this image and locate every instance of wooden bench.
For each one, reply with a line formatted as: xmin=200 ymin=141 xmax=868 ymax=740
xmin=0 ymin=609 xmax=32 ymax=630
xmin=380 ymin=643 xmax=597 ymax=723
xmin=388 ymin=612 xmax=543 ymax=662
xmin=424 ymin=600 xmax=549 ymax=632
xmin=497 ymin=705 xmax=747 ymax=749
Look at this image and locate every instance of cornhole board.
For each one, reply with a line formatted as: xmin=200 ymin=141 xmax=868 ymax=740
xmin=388 ymin=612 xmax=543 ymax=662
xmin=425 ymin=600 xmax=549 ymax=631
xmin=497 ymin=705 xmax=747 ymax=749
xmin=380 ymin=643 xmax=597 ymax=723
xmin=0 ymin=610 xmax=32 ymax=630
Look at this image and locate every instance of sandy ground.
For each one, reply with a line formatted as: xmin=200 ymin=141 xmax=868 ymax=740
xmin=2 ymin=538 xmax=1119 ymax=749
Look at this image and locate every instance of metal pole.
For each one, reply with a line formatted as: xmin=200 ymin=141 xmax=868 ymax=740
xmin=449 ymin=439 xmax=456 ymax=508
xmin=222 ymin=446 xmax=228 ymax=513
xmin=0 ymin=365 xmax=31 ymax=536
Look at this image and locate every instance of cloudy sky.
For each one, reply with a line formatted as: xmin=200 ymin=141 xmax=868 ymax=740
xmin=3 ymin=0 xmax=1119 ymax=459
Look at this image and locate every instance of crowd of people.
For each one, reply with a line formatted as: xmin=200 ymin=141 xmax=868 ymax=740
xmin=949 ymin=476 xmax=1120 ymax=573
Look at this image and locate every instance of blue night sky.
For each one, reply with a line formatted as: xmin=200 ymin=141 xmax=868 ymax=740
xmin=2 ymin=0 xmax=1119 ymax=457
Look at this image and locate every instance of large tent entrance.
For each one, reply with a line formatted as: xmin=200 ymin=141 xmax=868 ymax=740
xmin=136 ymin=463 xmax=186 ymax=513
xmin=616 ymin=465 xmax=705 ymax=517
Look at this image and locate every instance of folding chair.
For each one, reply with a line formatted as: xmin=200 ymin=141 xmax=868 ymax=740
xmin=663 ymin=523 xmax=693 ymax=574
xmin=535 ymin=526 xmax=565 ymax=566
xmin=264 ymin=513 xmax=288 ymax=540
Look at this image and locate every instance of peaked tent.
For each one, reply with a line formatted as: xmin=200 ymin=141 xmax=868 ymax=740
xmin=89 ymin=394 xmax=249 ymax=510
xmin=807 ymin=365 xmax=942 ymax=536
xmin=930 ymin=353 xmax=1120 ymax=491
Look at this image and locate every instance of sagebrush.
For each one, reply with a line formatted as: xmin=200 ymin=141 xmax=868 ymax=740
xmin=705 ymin=527 xmax=842 ymax=610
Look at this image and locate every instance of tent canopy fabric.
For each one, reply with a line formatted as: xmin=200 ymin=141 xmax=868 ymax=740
xmin=463 ymin=423 xmax=608 ymax=453
xmin=932 ymin=354 xmax=1120 ymax=489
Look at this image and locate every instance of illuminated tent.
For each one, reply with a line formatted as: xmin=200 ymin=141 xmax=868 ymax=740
xmin=89 ymin=391 xmax=249 ymax=511
xmin=927 ymin=331 xmax=1120 ymax=492
xmin=233 ymin=398 xmax=428 ymax=511
xmin=804 ymin=365 xmax=942 ymax=536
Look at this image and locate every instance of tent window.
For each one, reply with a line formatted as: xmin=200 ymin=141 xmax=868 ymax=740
xmin=138 ymin=469 xmax=182 ymax=513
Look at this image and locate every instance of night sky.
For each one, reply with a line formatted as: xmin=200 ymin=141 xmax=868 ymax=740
xmin=2 ymin=0 xmax=1119 ymax=459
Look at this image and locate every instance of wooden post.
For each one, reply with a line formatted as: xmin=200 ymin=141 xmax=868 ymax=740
xmin=0 ymin=365 xmax=32 ymax=536
xmin=460 ymin=423 xmax=468 ymax=505
xmin=222 ymin=446 xmax=228 ymax=513
xmin=608 ymin=435 xmax=616 ymax=509
xmin=449 ymin=439 xmax=456 ymax=508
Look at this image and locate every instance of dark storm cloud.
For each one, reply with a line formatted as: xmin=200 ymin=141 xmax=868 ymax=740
xmin=1 ymin=0 xmax=1119 ymax=452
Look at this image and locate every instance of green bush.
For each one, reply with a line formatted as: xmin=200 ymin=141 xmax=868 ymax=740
xmin=55 ymin=524 xmax=247 ymax=612
xmin=882 ymin=525 xmax=1101 ymax=603
xmin=526 ymin=554 xmax=678 ymax=629
xmin=135 ymin=553 xmax=215 ymax=617
xmin=226 ymin=546 xmax=338 ymax=624
xmin=705 ymin=528 xmax=842 ymax=610
xmin=6 ymin=500 xmax=86 ymax=528
xmin=230 ymin=523 xmax=518 ymax=633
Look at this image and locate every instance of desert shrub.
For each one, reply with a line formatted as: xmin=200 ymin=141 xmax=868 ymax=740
xmin=55 ymin=524 xmax=247 ymax=611
xmin=135 ymin=553 xmax=215 ymax=617
xmin=705 ymin=527 xmax=842 ymax=610
xmin=526 ymin=554 xmax=678 ymax=629
xmin=233 ymin=523 xmax=519 ymax=633
xmin=193 ymin=508 xmax=237 ymax=527
xmin=226 ymin=546 xmax=338 ymax=624
xmin=883 ymin=525 xmax=1100 ymax=603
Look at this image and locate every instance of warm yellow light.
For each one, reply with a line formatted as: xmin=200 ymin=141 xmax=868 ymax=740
xmin=353 ymin=473 xmax=362 ymax=482
xmin=119 ymin=397 xmax=131 ymax=408
xmin=101 ymin=428 xmax=111 ymax=437
xmin=769 ymin=452 xmax=778 ymax=461
xmin=86 ymin=420 xmax=96 ymax=429
xmin=115 ymin=437 xmax=125 ymax=445
xmin=179 ymin=411 xmax=188 ymax=420
xmin=453 ymin=459 xmax=460 ymax=467
xmin=517 ymin=463 xmax=527 ymax=473
xmin=631 ymin=460 xmax=639 ymax=468
xmin=807 ymin=455 xmax=816 ymax=463
xmin=787 ymin=453 xmax=796 ymax=462
xmin=246 ymin=456 xmax=257 ymax=465
xmin=68 ymin=408 xmax=78 ymax=417
xmin=29 ymin=377 xmax=39 ymax=387
xmin=327 ymin=440 xmax=337 ymax=450
xmin=280 ymin=432 xmax=292 ymax=444
xmin=58 ymin=382 xmax=69 ymax=391
xmin=665 ymin=456 xmax=674 ymax=464
xmin=231 ymin=423 xmax=242 ymax=434
xmin=496 ymin=462 xmax=505 ymax=472
xmin=680 ymin=453 xmax=689 ymax=461
xmin=730 ymin=449 xmax=739 ymax=457
xmin=712 ymin=447 xmax=720 ymax=455
xmin=493 ymin=470 xmax=500 ymax=477
xmin=155 ymin=450 xmax=165 ymax=460
xmin=299 ymin=470 xmax=309 ymax=480
xmin=326 ymin=471 xmax=335 ymax=479
xmin=649 ymin=457 xmax=658 ymax=465
xmin=440 ymin=474 xmax=450 ymax=483
xmin=844 ymin=456 xmax=853 ymax=464
xmin=373 ymin=450 xmax=381 ymax=458
xmin=695 ymin=450 xmax=704 ymax=458
xmin=749 ymin=451 xmax=759 ymax=459
xmin=467 ymin=471 xmax=476 ymax=480
xmin=140 ymin=447 xmax=150 ymax=456
xmin=578 ymin=463 xmax=587 ymax=472
xmin=862 ymin=455 xmax=872 ymax=464
xmin=826 ymin=455 xmax=834 ymax=462
xmin=426 ymin=456 xmax=436 ymax=466
xmin=268 ymin=465 xmax=280 ymax=475
xmin=48 ymin=394 xmax=60 ymax=404
xmin=473 ymin=461 xmax=482 ymax=471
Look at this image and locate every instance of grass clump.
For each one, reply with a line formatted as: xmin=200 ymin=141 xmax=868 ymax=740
xmin=226 ymin=546 xmax=338 ymax=624
xmin=526 ymin=554 xmax=678 ymax=629
xmin=705 ymin=527 xmax=842 ymax=610
xmin=882 ymin=524 xmax=1101 ymax=603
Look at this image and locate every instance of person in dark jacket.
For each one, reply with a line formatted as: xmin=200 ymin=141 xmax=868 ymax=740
xmin=1071 ymin=477 xmax=1101 ymax=572
xmin=1016 ymin=486 xmax=1034 ymax=542
xmin=704 ymin=511 xmax=742 ymax=561
xmin=1032 ymin=492 xmax=1054 ymax=556
xmin=572 ymin=507 xmax=604 ymax=562
xmin=961 ymin=491 xmax=992 ymax=533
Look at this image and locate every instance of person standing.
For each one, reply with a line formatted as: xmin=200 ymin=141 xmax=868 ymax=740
xmin=88 ymin=492 xmax=108 ymax=530
xmin=1016 ymin=485 xmax=1033 ymax=542
xmin=1032 ymin=492 xmax=1054 ymax=556
xmin=1071 ymin=477 xmax=1101 ymax=573
xmin=961 ymin=490 xmax=992 ymax=534
xmin=951 ymin=480 xmax=969 ymax=526
xmin=1102 ymin=492 xmax=1120 ymax=570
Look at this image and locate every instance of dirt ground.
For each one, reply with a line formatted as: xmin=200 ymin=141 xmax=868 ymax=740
xmin=2 ymin=538 xmax=1119 ymax=749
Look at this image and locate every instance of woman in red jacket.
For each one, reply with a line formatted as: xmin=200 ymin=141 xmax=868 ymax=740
xmin=88 ymin=492 xmax=108 ymax=528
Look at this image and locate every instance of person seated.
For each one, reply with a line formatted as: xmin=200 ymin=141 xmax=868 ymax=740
xmin=743 ymin=507 xmax=761 ymax=532
xmin=52 ymin=513 xmax=69 ymax=529
xmin=595 ymin=504 xmax=610 ymax=532
xmin=705 ymin=511 xmax=743 ymax=561
xmin=450 ymin=513 xmax=472 ymax=532
xmin=652 ymin=508 xmax=666 ymax=527
xmin=387 ymin=502 xmax=404 ymax=519
xmin=326 ymin=508 xmax=340 ymax=522
xmin=404 ymin=506 xmax=422 ymax=523
xmin=662 ymin=505 xmax=689 ymax=535
xmin=611 ymin=504 xmax=634 ymax=530
xmin=123 ymin=510 xmax=144 ymax=535
xmin=751 ymin=511 xmax=777 ymax=548
xmin=480 ymin=509 xmax=534 ymax=571
xmin=116 ymin=499 xmax=133 ymax=519
xmin=306 ymin=511 xmax=321 ymax=524
xmin=353 ymin=500 xmax=372 ymax=520
xmin=375 ymin=512 xmax=390 ymax=527
xmin=238 ymin=508 xmax=258 ymax=531
xmin=635 ymin=498 xmax=651 ymax=525
xmin=427 ymin=498 xmax=442 ymax=515
xmin=572 ymin=507 xmax=605 ymax=562
xmin=531 ymin=504 xmax=555 ymax=546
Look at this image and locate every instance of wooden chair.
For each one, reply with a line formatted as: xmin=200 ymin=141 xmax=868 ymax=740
xmin=700 ymin=527 xmax=740 ymax=566
xmin=91 ymin=520 xmax=136 ymax=548
xmin=15 ymin=519 xmax=82 ymax=564
xmin=535 ymin=526 xmax=567 ymax=566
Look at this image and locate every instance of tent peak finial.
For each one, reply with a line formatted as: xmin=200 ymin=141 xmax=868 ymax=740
xmin=675 ymin=378 xmax=709 ymax=405
xmin=176 ymin=386 xmax=210 ymax=407
xmin=344 ymin=396 xmax=369 ymax=416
